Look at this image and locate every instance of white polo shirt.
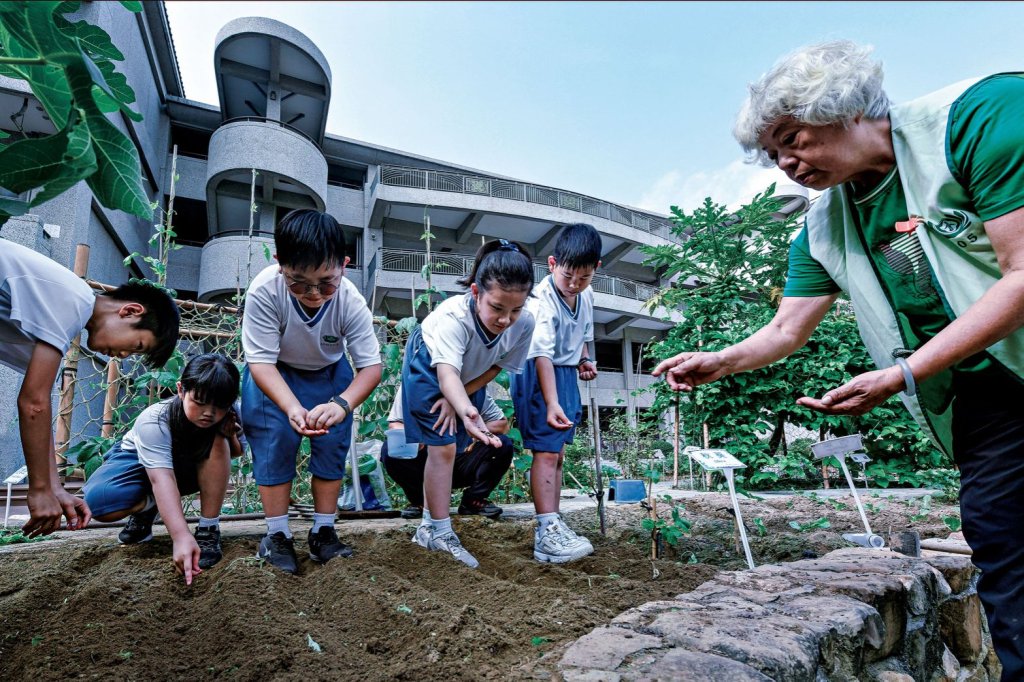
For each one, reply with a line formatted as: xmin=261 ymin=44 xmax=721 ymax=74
xmin=0 ymin=239 xmax=95 ymax=372
xmin=242 ymin=264 xmax=381 ymax=370
xmin=420 ymin=293 xmax=534 ymax=381
xmin=526 ymin=274 xmax=594 ymax=366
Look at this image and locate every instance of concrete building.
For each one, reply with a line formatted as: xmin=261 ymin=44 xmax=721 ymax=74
xmin=0 ymin=5 xmax=807 ymax=476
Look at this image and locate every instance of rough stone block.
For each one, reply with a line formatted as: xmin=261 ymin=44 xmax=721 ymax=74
xmin=939 ymin=593 xmax=984 ymax=664
xmin=921 ymin=554 xmax=977 ymax=595
xmin=940 ymin=644 xmax=961 ymax=681
xmin=562 ymin=669 xmax=621 ymax=682
xmin=638 ymin=606 xmax=821 ymax=681
xmin=876 ymin=673 xmax=914 ymax=682
xmin=621 ymin=648 xmax=773 ymax=681
xmin=559 ymin=626 xmax=663 ymax=671
xmin=956 ymin=663 xmax=989 ymax=682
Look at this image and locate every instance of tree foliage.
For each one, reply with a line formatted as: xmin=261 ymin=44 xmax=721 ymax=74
xmin=0 ymin=1 xmax=149 ymax=223
xmin=640 ymin=186 xmax=950 ymax=489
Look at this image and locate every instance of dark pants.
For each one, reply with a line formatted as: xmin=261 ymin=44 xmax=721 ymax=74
xmin=953 ymin=369 xmax=1024 ymax=679
xmin=381 ymin=434 xmax=514 ymax=507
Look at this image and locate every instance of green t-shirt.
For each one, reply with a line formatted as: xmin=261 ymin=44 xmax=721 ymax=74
xmin=784 ymin=73 xmax=1024 ymax=378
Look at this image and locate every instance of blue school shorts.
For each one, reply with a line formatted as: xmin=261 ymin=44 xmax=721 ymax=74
xmin=82 ymin=442 xmax=200 ymax=517
xmin=401 ymin=326 xmax=486 ymax=452
xmin=241 ymin=359 xmax=354 ymax=486
xmin=510 ymin=359 xmax=581 ymax=452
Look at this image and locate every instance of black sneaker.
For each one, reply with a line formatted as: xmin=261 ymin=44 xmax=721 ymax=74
xmin=308 ymin=526 xmax=354 ymax=563
xmin=400 ymin=505 xmax=424 ymax=520
xmin=194 ymin=526 xmax=223 ymax=569
xmin=457 ymin=498 xmax=503 ymax=520
xmin=118 ymin=504 xmax=159 ymax=544
xmin=257 ymin=531 xmax=299 ymax=574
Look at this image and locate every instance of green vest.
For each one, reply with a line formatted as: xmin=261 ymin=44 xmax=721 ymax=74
xmin=804 ymin=76 xmax=1024 ymax=454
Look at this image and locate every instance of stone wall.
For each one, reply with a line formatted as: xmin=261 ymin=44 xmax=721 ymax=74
xmin=558 ymin=548 xmax=999 ymax=681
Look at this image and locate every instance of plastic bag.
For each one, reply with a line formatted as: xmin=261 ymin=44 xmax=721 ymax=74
xmin=338 ymin=440 xmax=392 ymax=511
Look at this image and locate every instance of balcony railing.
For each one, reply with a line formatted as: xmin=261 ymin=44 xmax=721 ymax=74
xmin=378 ymin=248 xmax=658 ymax=303
xmin=379 ymin=165 xmax=674 ymax=238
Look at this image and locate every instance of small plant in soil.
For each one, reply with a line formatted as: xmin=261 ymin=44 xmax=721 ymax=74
xmin=789 ymin=517 xmax=831 ymax=532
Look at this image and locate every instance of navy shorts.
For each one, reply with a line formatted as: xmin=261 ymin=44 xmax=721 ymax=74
xmin=401 ymin=326 xmax=486 ymax=451
xmin=510 ymin=359 xmax=581 ymax=452
xmin=82 ymin=442 xmax=200 ymax=517
xmin=241 ymin=359 xmax=354 ymax=486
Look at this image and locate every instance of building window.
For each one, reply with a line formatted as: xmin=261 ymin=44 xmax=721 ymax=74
xmin=631 ymin=342 xmax=657 ymax=374
xmin=166 ymin=195 xmax=208 ymax=246
xmin=170 ymin=124 xmax=211 ymax=159
xmin=595 ymin=341 xmax=624 ymax=373
xmin=327 ymin=164 xmax=366 ymax=190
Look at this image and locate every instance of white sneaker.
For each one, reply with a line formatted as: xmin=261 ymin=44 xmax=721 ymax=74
xmin=411 ymin=523 xmax=432 ymax=549
xmin=555 ymin=518 xmax=594 ymax=553
xmin=428 ymin=531 xmax=480 ymax=569
xmin=534 ymin=519 xmax=594 ymax=563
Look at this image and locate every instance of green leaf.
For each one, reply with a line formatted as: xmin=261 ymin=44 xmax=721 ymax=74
xmin=65 ymin=64 xmax=148 ymax=217
xmin=53 ymin=15 xmax=125 ymax=61
xmin=0 ymin=3 xmax=79 ymax=65
xmin=530 ymin=636 xmax=551 ymax=646
xmin=0 ymin=107 xmax=96 ymax=200
xmin=0 ymin=196 xmax=30 ymax=223
xmin=118 ymin=1 xmax=143 ymax=11
xmin=0 ymin=24 xmax=73 ymax=127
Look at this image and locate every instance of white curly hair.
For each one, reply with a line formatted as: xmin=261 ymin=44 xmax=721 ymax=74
xmin=734 ymin=40 xmax=891 ymax=166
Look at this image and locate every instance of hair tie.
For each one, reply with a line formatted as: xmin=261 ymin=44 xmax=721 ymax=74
xmin=498 ymin=239 xmax=519 ymax=253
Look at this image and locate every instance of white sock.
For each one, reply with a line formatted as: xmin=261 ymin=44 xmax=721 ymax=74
xmin=536 ymin=512 xmax=559 ymax=532
xmin=420 ymin=508 xmax=432 ymax=527
xmin=431 ymin=516 xmax=453 ymax=538
xmin=266 ymin=513 xmax=291 ymax=538
xmin=198 ymin=516 xmax=219 ymax=529
xmin=140 ymin=494 xmax=156 ymax=512
xmin=312 ymin=513 xmax=335 ymax=533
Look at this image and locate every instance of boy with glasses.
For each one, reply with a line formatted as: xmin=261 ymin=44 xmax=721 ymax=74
xmin=241 ymin=210 xmax=382 ymax=574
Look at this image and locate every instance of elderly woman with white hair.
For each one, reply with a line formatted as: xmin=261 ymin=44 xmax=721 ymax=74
xmin=654 ymin=41 xmax=1024 ymax=675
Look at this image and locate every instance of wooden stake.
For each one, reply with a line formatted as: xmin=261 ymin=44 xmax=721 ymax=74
xmin=100 ymin=360 xmax=120 ymax=438
xmin=672 ymin=398 xmax=679 ymax=488
xmin=55 ymin=244 xmax=90 ymax=464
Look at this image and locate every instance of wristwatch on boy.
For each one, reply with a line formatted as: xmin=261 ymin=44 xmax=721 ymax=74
xmin=329 ymin=394 xmax=351 ymax=419
xmin=578 ymin=357 xmax=594 ymax=368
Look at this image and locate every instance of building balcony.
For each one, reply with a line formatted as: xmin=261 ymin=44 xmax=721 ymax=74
xmin=372 ymin=165 xmax=680 ymax=246
xmin=198 ymin=233 xmax=276 ymax=301
xmin=205 ymin=118 xmax=328 ymax=233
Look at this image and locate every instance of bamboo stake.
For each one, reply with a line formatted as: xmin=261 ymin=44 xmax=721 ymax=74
xmin=55 ymin=244 xmax=90 ymax=463
xmin=100 ymin=360 xmax=120 ymax=438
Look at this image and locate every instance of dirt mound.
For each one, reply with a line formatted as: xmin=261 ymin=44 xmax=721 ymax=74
xmin=0 ymin=511 xmax=715 ymax=681
xmin=0 ymin=492 xmax=957 ymax=680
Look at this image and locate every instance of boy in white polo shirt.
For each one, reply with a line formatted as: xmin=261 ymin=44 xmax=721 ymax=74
xmin=511 ymin=223 xmax=601 ymax=563
xmin=0 ymin=238 xmax=179 ymax=538
xmin=241 ymin=210 xmax=382 ymax=574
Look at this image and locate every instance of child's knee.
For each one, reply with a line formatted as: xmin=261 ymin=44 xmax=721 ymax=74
xmin=428 ymin=444 xmax=456 ymax=463
xmin=533 ymin=451 xmax=561 ymax=469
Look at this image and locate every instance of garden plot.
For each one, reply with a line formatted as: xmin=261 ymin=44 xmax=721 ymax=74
xmin=0 ymin=492 xmax=960 ymax=681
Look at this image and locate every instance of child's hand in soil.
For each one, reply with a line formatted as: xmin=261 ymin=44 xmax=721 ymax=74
xmin=173 ymin=535 xmax=203 ymax=586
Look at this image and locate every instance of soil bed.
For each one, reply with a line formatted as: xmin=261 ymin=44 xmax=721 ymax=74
xmin=0 ymin=491 xmax=959 ymax=681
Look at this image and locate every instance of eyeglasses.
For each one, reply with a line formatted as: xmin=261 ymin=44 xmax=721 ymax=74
xmin=286 ymin=277 xmax=340 ymax=296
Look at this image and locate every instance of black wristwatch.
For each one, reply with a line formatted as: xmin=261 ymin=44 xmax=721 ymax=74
xmin=329 ymin=395 xmax=351 ymax=417
xmin=578 ymin=357 xmax=594 ymax=367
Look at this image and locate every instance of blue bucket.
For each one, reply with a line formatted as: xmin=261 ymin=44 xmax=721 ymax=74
xmin=608 ymin=479 xmax=646 ymax=504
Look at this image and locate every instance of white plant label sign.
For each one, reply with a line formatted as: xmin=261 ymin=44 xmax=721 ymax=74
xmin=690 ymin=449 xmax=746 ymax=471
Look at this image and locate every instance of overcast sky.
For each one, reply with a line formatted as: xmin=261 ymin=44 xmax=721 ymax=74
xmin=166 ymin=1 xmax=1024 ymax=214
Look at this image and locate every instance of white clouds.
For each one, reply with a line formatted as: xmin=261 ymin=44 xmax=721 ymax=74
xmin=637 ymin=159 xmax=803 ymax=215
